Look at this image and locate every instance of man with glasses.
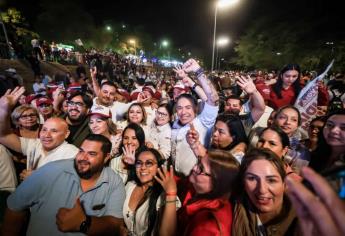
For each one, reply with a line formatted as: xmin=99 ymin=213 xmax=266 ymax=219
xmin=64 ymin=91 xmax=93 ymax=147
xmin=0 ymin=87 xmax=79 ymax=180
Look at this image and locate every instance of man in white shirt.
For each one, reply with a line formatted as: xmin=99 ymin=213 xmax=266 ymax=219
xmin=0 ymin=87 xmax=79 ymax=180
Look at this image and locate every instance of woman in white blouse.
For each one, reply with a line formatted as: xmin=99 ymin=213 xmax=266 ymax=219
xmin=123 ymin=147 xmax=179 ymax=236
xmin=146 ymin=103 xmax=172 ymax=160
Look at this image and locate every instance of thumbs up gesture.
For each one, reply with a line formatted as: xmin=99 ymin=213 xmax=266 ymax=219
xmin=56 ymin=198 xmax=86 ymax=232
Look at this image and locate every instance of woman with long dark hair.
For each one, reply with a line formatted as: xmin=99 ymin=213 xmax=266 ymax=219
xmin=178 ymin=149 xmax=240 ymax=235
xmin=309 ymin=110 xmax=345 ymax=173
xmin=123 ymin=147 xmax=179 ymax=236
xmin=110 ymin=123 xmax=146 ymax=183
xmin=187 ymin=113 xmax=248 ymax=163
xmin=268 ymin=64 xmax=301 ymax=109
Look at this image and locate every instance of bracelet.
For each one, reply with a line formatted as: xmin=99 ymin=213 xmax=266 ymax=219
xmin=165 ymin=199 xmax=177 ymax=204
xmin=191 ymin=83 xmax=198 ymax=90
xmin=166 ymin=192 xmax=177 ymax=196
xmin=195 ymin=67 xmax=204 ymax=78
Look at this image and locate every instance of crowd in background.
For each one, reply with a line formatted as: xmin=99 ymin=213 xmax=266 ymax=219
xmin=0 ymin=44 xmax=344 ymax=236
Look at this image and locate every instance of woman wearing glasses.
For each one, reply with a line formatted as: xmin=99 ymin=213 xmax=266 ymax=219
xmin=122 ymin=147 xmax=179 ymax=236
xmin=146 ymin=103 xmax=173 ymax=160
xmin=10 ymin=105 xmax=41 ymax=181
xmin=178 ymin=149 xmax=239 ymax=235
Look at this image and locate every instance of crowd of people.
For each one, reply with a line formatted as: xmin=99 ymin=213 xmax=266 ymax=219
xmin=0 ymin=50 xmax=344 ymax=236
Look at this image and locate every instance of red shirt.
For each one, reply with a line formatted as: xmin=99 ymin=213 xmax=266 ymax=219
xmin=178 ymin=183 xmax=232 ymax=236
xmin=268 ymin=86 xmax=296 ymax=109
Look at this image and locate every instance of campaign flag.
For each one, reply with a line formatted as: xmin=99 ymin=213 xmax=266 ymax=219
xmin=294 ymin=60 xmax=334 ymax=131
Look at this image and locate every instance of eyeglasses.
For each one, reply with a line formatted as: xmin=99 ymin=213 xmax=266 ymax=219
xmin=19 ymin=113 xmax=37 ymax=119
xmin=156 ymin=111 xmax=168 ymax=117
xmin=135 ymin=160 xmax=157 ymax=168
xmin=192 ymin=157 xmax=212 ymax=177
xmin=67 ymin=101 xmax=85 ymax=108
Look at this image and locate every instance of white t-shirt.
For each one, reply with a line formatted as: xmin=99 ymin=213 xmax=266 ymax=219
xmin=147 ymin=122 xmax=171 ymax=160
xmin=171 ymin=103 xmax=218 ymax=176
xmin=123 ymin=181 xmax=181 ymax=236
xmin=20 ymin=138 xmax=79 ymax=170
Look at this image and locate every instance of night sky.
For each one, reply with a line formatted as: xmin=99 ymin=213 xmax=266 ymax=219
xmin=3 ymin=0 xmax=345 ymax=60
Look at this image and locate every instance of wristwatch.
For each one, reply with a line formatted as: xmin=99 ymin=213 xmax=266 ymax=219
xmin=80 ymin=215 xmax=91 ymax=234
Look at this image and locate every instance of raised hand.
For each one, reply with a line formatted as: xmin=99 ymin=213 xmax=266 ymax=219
xmin=122 ymin=145 xmax=135 ymax=165
xmin=154 ymin=165 xmax=177 ymax=194
xmin=182 ymin=58 xmax=201 ymax=73
xmin=173 ymin=65 xmax=188 ymax=79
xmin=286 ymin=167 xmax=345 ymax=236
xmin=236 ymin=75 xmax=257 ymax=95
xmin=90 ymin=66 xmax=97 ymax=79
xmin=136 ymin=92 xmax=149 ymax=104
xmin=56 ymin=198 xmax=86 ymax=232
xmin=0 ymin=87 xmax=26 ymax=110
xmin=186 ymin=123 xmax=200 ymax=148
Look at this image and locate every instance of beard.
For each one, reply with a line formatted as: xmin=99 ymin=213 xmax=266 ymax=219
xmin=74 ymin=159 xmax=93 ymax=179
xmin=68 ymin=110 xmax=86 ymax=124
xmin=226 ymin=109 xmax=240 ymax=115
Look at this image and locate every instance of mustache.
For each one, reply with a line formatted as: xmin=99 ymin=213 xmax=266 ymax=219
xmin=77 ymin=160 xmax=90 ymax=165
xmin=69 ymin=109 xmax=80 ymax=113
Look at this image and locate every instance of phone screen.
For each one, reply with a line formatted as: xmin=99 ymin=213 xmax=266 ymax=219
xmin=322 ymin=165 xmax=345 ymax=199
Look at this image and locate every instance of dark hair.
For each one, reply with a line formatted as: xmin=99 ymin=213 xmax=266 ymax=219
xmin=309 ymin=110 xmax=345 ymax=172
xmin=212 ymin=113 xmax=248 ymax=150
xmin=158 ymin=103 xmax=173 ymax=118
xmin=309 ymin=116 xmax=327 ymax=126
xmin=126 ymin=103 xmax=147 ymax=125
xmin=275 ymin=105 xmax=302 ymax=126
xmin=259 ymin=125 xmax=290 ymax=149
xmin=272 ymin=64 xmax=301 ymax=99
xmin=132 ymin=147 xmax=166 ymax=236
xmin=206 ymin=149 xmax=240 ymax=198
xmin=225 ymin=95 xmax=243 ymax=106
xmin=84 ymin=134 xmax=112 ymax=156
xmin=119 ymin=123 xmax=146 ymax=155
xmin=176 ymin=93 xmax=198 ymax=113
xmin=68 ymin=91 xmax=93 ymax=108
xmin=241 ymin=148 xmax=286 ymax=179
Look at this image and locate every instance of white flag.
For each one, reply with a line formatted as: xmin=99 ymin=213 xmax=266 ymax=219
xmin=294 ymin=60 xmax=334 ymax=131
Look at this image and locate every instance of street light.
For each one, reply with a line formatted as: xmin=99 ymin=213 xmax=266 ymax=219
xmin=128 ymin=39 xmax=136 ymax=56
xmin=162 ymin=40 xmax=169 ymax=47
xmin=106 ymin=25 xmax=111 ymax=31
xmin=211 ymin=0 xmax=239 ymax=71
xmin=216 ymin=36 xmax=230 ymax=70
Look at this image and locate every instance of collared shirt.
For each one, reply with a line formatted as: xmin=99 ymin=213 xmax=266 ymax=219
xmin=147 ymin=122 xmax=172 ymax=159
xmin=20 ymin=137 xmax=79 ymax=170
xmin=7 ymin=159 xmax=125 ymax=236
xmin=171 ymin=103 xmax=218 ymax=176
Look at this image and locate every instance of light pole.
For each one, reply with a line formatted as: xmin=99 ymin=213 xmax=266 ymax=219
xmin=211 ymin=0 xmax=239 ymax=72
xmin=216 ymin=36 xmax=230 ymax=70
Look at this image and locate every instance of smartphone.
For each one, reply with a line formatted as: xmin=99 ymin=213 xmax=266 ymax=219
xmin=303 ymin=165 xmax=345 ymax=199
